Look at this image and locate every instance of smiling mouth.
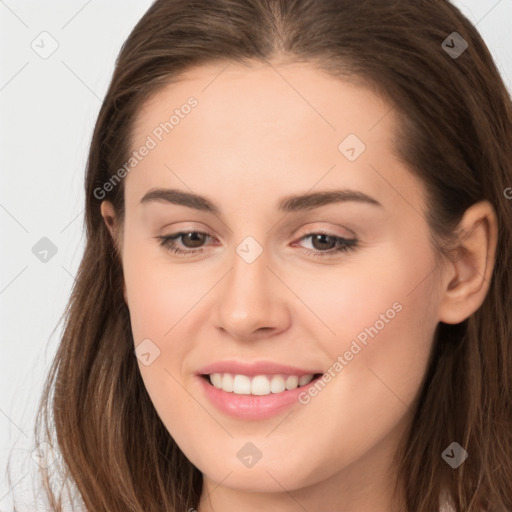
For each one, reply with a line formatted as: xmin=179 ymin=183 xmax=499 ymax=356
xmin=200 ymin=372 xmax=324 ymax=396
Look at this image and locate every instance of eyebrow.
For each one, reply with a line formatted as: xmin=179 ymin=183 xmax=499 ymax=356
xmin=140 ymin=187 xmax=383 ymax=214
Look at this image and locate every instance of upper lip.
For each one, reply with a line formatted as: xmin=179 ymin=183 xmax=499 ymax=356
xmin=196 ymin=360 xmax=322 ymax=377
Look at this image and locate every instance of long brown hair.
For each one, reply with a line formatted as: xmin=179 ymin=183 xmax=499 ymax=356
xmin=17 ymin=0 xmax=512 ymax=510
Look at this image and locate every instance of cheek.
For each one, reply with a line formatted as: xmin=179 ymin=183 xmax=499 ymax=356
xmin=276 ymin=244 xmax=439 ymax=480
xmin=122 ymin=239 xmax=208 ymax=344
xmin=122 ymin=241 xmax=207 ymax=443
xmin=302 ymin=238 xmax=439 ymax=421
xmin=293 ymin=234 xmax=438 ymax=397
xmin=288 ymin=235 xmax=438 ymax=354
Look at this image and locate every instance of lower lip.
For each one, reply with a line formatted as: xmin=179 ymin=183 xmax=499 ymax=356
xmin=197 ymin=375 xmax=322 ymax=420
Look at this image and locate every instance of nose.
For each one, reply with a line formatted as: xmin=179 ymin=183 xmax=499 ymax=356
xmin=213 ymin=244 xmax=291 ymax=340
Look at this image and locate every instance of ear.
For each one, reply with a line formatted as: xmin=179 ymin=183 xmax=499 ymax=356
xmin=437 ymin=200 xmax=498 ymax=324
xmin=100 ymin=201 xmax=128 ymax=304
xmin=100 ymin=201 xmax=119 ymax=243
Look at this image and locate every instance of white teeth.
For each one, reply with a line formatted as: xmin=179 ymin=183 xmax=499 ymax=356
xmin=285 ymin=375 xmax=299 ymax=390
xmin=270 ymin=375 xmax=286 ymax=393
xmin=211 ymin=373 xmax=222 ymax=388
xmin=221 ymin=373 xmax=234 ymax=392
xmin=298 ymin=374 xmax=314 ymax=386
xmin=233 ymin=374 xmax=251 ymax=394
xmin=207 ymin=372 xmax=316 ymax=395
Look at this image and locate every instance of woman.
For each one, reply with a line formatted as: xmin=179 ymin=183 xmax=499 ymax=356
xmin=27 ymin=0 xmax=512 ymax=510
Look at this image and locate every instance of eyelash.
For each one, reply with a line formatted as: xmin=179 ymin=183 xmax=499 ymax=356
xmin=156 ymin=230 xmax=358 ymax=258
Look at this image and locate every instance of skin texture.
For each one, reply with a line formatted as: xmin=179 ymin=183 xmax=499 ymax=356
xmin=101 ymin=61 xmax=497 ymax=512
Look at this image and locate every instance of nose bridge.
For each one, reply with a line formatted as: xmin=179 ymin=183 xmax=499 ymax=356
xmin=213 ymin=235 xmax=289 ymax=337
xmin=225 ymin=237 xmax=271 ymax=310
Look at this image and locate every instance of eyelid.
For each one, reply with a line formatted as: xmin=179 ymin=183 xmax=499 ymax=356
xmin=294 ymin=224 xmax=355 ymax=240
xmin=158 ymin=226 xmax=359 ymax=260
xmin=159 ymin=224 xmax=354 ymax=245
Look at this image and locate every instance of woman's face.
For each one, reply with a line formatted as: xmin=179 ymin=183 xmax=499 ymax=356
xmin=110 ymin=62 xmax=445 ymax=504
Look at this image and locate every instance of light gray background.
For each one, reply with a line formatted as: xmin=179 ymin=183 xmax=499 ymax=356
xmin=1 ymin=1 xmax=511 ymax=510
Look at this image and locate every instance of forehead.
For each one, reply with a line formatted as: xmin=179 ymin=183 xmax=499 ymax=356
xmin=131 ymin=61 xmax=392 ymax=150
xmin=125 ymin=61 xmax=425 ymax=219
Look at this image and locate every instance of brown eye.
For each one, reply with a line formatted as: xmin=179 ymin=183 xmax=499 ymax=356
xmin=157 ymin=231 xmax=212 ymax=255
xmin=294 ymin=232 xmax=358 ymax=258
xmin=310 ymin=233 xmax=337 ymax=251
xmin=179 ymin=232 xmax=208 ymax=248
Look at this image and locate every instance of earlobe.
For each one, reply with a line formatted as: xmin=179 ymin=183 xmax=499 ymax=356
xmin=100 ymin=200 xmax=124 ymax=257
xmin=100 ymin=200 xmax=128 ymax=305
xmin=437 ymin=200 xmax=498 ymax=325
xmin=100 ymin=201 xmax=118 ymax=241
